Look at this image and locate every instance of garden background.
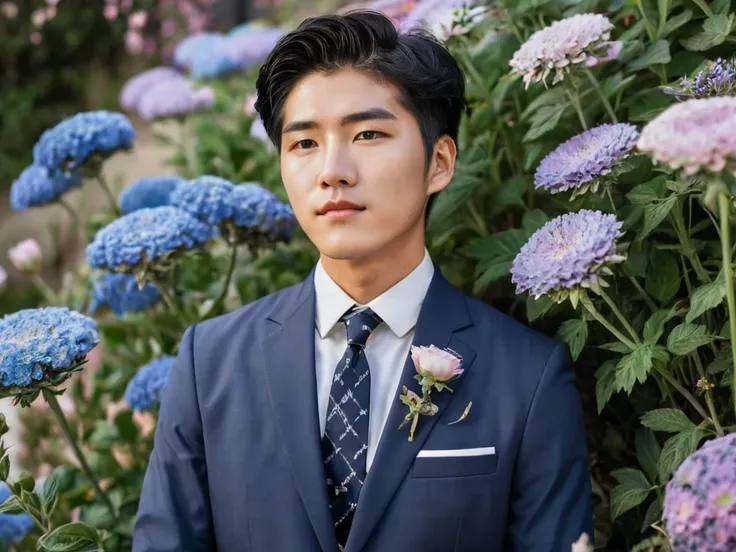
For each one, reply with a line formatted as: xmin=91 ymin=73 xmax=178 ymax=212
xmin=1 ymin=0 xmax=735 ymax=550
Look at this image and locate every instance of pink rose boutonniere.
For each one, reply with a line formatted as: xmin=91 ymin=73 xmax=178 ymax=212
xmin=398 ymin=345 xmax=472 ymax=441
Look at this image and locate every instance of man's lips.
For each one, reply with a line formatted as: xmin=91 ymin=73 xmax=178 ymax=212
xmin=317 ymin=200 xmax=365 ymax=216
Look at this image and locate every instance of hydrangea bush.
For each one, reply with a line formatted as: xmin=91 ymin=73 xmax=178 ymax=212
xmin=4 ymin=0 xmax=736 ymax=550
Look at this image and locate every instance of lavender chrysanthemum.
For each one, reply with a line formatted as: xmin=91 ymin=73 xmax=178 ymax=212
xmin=88 ymin=272 xmax=161 ymax=317
xmin=118 ymin=176 xmax=184 ymax=213
xmin=172 ymin=32 xmax=228 ymax=69
xmin=509 ymin=13 xmax=622 ymax=88
xmin=663 ymin=434 xmax=736 ymax=552
xmin=10 ymin=164 xmax=81 ymax=210
xmin=33 ymin=111 xmax=135 ymax=173
xmin=663 ymin=58 xmax=736 ymax=101
xmin=124 ymin=356 xmax=174 ymax=412
xmin=535 ymin=123 xmax=639 ymax=196
xmin=119 ymin=66 xmax=184 ymax=111
xmin=637 ymin=96 xmax=736 ymax=175
xmin=86 ymin=206 xmax=216 ymax=271
xmin=0 ymin=483 xmax=33 ymax=544
xmin=136 ymin=79 xmax=215 ymax=121
xmin=511 ymin=210 xmax=625 ymax=300
xmin=0 ymin=307 xmax=98 ymax=387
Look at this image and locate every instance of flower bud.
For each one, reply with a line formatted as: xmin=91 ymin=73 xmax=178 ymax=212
xmin=8 ymin=239 xmax=42 ymax=273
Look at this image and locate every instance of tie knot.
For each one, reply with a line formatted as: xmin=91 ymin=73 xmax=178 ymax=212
xmin=342 ymin=306 xmax=382 ymax=347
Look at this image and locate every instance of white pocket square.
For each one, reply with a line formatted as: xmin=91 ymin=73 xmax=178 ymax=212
xmin=416 ymin=446 xmax=496 ymax=458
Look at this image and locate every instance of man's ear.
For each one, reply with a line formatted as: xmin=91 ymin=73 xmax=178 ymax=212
xmin=427 ymin=135 xmax=457 ymax=195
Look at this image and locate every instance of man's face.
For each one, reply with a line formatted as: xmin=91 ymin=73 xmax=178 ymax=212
xmin=279 ymin=67 xmax=454 ymax=262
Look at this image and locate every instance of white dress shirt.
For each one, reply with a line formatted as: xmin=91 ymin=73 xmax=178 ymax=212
xmin=314 ymin=249 xmax=434 ymax=471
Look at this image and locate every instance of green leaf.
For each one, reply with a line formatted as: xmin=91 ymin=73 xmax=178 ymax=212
xmin=556 ymin=319 xmax=588 ymax=361
xmin=661 ymin=9 xmax=693 ymax=36
xmin=42 ymin=470 xmax=61 ymax=516
xmin=686 ymin=276 xmax=726 ymax=323
xmin=629 ymin=40 xmax=671 ymax=70
xmin=610 ymin=468 xmax=652 ymax=519
xmin=463 ymin=229 xmax=527 ymax=286
xmin=658 ymin=428 xmax=706 ymax=481
xmin=0 ymin=495 xmax=23 ymax=515
xmin=641 ymin=408 xmax=695 ymax=433
xmin=17 ymin=472 xmax=34 ymax=493
xmin=493 ymin=175 xmax=526 ymax=211
xmin=38 ymin=522 xmax=103 ymax=552
xmin=666 ymin=322 xmax=712 ymax=355
xmin=680 ymin=14 xmax=734 ymax=51
xmin=525 ymin=295 xmax=554 ymax=322
xmin=644 ymin=307 xmax=680 ymax=343
xmin=636 ymin=428 xmax=661 ymax=484
xmin=711 ymin=0 xmax=731 ymax=13
xmin=596 ymin=360 xmax=618 ymax=413
xmin=599 ymin=341 xmax=633 ymax=353
xmin=627 ymin=184 xmax=661 ymax=204
xmin=641 ymin=195 xmax=676 ymax=238
xmin=645 ymin=249 xmax=680 ymax=303
xmin=521 ymin=209 xmax=549 ymax=234
xmin=523 ymin=104 xmax=566 ymax=142
xmin=615 ymin=345 xmax=655 ymax=394
xmin=642 ymin=497 xmax=663 ymax=531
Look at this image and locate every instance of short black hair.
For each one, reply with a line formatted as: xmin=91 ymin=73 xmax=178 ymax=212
xmin=254 ymin=9 xmax=467 ymax=218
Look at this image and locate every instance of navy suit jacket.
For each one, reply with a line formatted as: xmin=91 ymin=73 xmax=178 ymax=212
xmin=133 ymin=265 xmax=594 ymax=551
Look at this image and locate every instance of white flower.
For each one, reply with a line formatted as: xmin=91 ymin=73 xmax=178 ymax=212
xmin=8 ymin=238 xmax=43 ymax=273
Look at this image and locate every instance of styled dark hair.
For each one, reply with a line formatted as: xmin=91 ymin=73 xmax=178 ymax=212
xmin=254 ymin=9 xmax=467 ymax=217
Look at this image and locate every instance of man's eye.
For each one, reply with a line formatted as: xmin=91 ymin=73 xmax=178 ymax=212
xmin=355 ymin=131 xmax=385 ymax=141
xmin=295 ymin=139 xmax=316 ymax=149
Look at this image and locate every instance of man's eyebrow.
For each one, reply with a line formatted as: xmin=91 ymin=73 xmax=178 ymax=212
xmin=281 ymin=107 xmax=398 ymax=134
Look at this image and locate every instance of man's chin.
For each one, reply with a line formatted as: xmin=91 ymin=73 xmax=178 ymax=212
xmin=316 ymin=239 xmax=381 ymax=262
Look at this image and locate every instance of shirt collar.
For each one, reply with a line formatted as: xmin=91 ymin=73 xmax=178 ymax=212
xmin=314 ymin=249 xmax=434 ymax=339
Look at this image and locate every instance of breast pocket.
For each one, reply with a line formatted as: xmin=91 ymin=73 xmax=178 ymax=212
xmin=411 ymin=447 xmax=498 ymax=478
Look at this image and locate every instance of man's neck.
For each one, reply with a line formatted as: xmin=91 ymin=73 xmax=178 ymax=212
xmin=319 ymin=239 xmax=427 ymax=305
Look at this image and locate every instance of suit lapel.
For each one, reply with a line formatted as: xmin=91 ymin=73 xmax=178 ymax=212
xmin=345 ymin=268 xmax=476 ymax=552
xmin=259 ymin=273 xmax=339 ymax=552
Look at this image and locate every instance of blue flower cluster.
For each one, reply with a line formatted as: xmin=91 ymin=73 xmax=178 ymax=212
xmin=86 ymin=206 xmax=216 ymax=271
xmin=173 ymin=32 xmax=227 ymax=69
xmin=124 ymin=356 xmax=175 ymax=412
xmin=663 ymin=57 xmax=736 ymax=101
xmin=118 ymin=176 xmax=184 ymax=213
xmin=89 ymin=272 xmax=162 ymax=317
xmin=10 ymin=164 xmax=81 ymax=210
xmin=33 ymin=111 xmax=136 ymax=173
xmin=0 ymin=307 xmax=98 ymax=387
xmin=170 ymin=176 xmax=296 ymax=241
xmin=0 ymin=483 xmax=33 ymax=544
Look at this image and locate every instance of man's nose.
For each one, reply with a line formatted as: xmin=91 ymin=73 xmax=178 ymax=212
xmin=318 ymin=142 xmax=357 ymax=189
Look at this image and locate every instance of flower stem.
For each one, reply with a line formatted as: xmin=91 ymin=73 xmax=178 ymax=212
xmin=202 ymin=243 xmax=238 ymax=320
xmin=599 ymin=288 xmax=641 ymax=345
xmin=57 ymin=197 xmax=82 ymax=240
xmin=96 ymin=174 xmax=120 ymax=216
xmin=717 ymin=190 xmax=736 ymax=419
xmin=654 ymin=366 xmax=712 ymax=426
xmin=584 ymin=69 xmax=618 ymax=123
xmin=690 ymin=353 xmax=724 ymax=436
xmin=565 ymin=81 xmax=588 ymax=130
xmin=671 ymin=198 xmax=710 ymax=283
xmin=150 ymin=275 xmax=183 ymax=319
xmin=580 ymin=293 xmax=636 ymax=350
xmin=42 ymin=390 xmax=117 ymax=521
xmin=628 ymin=275 xmax=658 ymax=312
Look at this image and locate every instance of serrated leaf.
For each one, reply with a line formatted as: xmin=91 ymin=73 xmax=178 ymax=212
xmin=38 ymin=522 xmax=102 ymax=552
xmin=610 ymin=468 xmax=652 ymax=519
xmin=642 ymin=497 xmax=663 ymax=531
xmin=556 ymin=319 xmax=588 ymax=361
xmin=629 ymin=40 xmax=671 ymax=70
xmin=658 ymin=428 xmax=705 ymax=481
xmin=636 ymin=428 xmax=661 ymax=484
xmin=615 ymin=345 xmax=654 ymax=394
xmin=661 ymin=9 xmax=693 ymax=36
xmin=686 ymin=276 xmax=726 ymax=323
xmin=523 ymin=104 xmax=565 ymax=142
xmin=666 ymin=322 xmax=712 ymax=355
xmin=645 ymin=249 xmax=680 ymax=303
xmin=641 ymin=195 xmax=676 ymax=238
xmin=596 ymin=360 xmax=618 ymax=413
xmin=680 ymin=14 xmax=733 ymax=51
xmin=526 ymin=295 xmax=554 ymax=322
xmin=493 ymin=176 xmax=526 ymax=211
xmin=641 ymin=408 xmax=696 ymax=433
xmin=644 ymin=307 xmax=680 ymax=343
xmin=599 ymin=341 xmax=633 ymax=353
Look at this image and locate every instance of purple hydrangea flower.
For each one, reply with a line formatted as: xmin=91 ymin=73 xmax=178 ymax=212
xmin=10 ymin=164 xmax=81 ymax=210
xmin=136 ymin=79 xmax=215 ymax=121
xmin=664 ymin=433 xmax=736 ymax=552
xmin=637 ymin=96 xmax=736 ymax=175
xmin=509 ymin=13 xmax=622 ymax=88
xmin=33 ymin=111 xmax=136 ymax=173
xmin=535 ymin=123 xmax=639 ymax=197
xmin=119 ymin=66 xmax=184 ymax=111
xmin=89 ymin=272 xmax=161 ymax=317
xmin=124 ymin=356 xmax=174 ymax=412
xmin=663 ymin=57 xmax=736 ymax=101
xmin=0 ymin=307 xmax=98 ymax=387
xmin=226 ymin=27 xmax=284 ymax=68
xmin=118 ymin=175 xmax=184 ymax=213
xmin=511 ymin=209 xmax=625 ymax=301
xmin=86 ymin=206 xmax=217 ymax=271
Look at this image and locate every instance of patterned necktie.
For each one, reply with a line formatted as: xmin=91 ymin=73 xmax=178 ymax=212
xmin=321 ymin=306 xmax=383 ymax=548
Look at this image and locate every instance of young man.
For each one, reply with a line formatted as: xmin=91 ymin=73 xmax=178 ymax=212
xmin=133 ymin=10 xmax=594 ymax=552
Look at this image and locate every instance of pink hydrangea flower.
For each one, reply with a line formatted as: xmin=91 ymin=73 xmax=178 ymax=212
xmin=8 ymin=238 xmax=42 ymax=273
xmin=637 ymin=96 xmax=736 ymax=175
xmin=411 ymin=345 xmax=463 ymax=381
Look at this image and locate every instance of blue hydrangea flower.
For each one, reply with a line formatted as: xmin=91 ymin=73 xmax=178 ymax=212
xmin=189 ymin=46 xmax=240 ymax=80
xmin=124 ymin=356 xmax=175 ymax=412
xmin=88 ymin=272 xmax=161 ymax=316
xmin=0 ymin=307 xmax=99 ymax=387
xmin=86 ymin=206 xmax=217 ymax=271
xmin=231 ymin=184 xmax=296 ymax=240
xmin=118 ymin=176 xmax=184 ymax=213
xmin=0 ymin=483 xmax=33 ymax=544
xmin=173 ymin=32 xmax=228 ymax=69
xmin=170 ymin=175 xmax=238 ymax=225
xmin=10 ymin=164 xmax=81 ymax=210
xmin=511 ymin=209 xmax=626 ymax=302
xmin=534 ymin=123 xmax=639 ymax=197
xmin=663 ymin=57 xmax=736 ymax=101
xmin=33 ymin=111 xmax=136 ymax=173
